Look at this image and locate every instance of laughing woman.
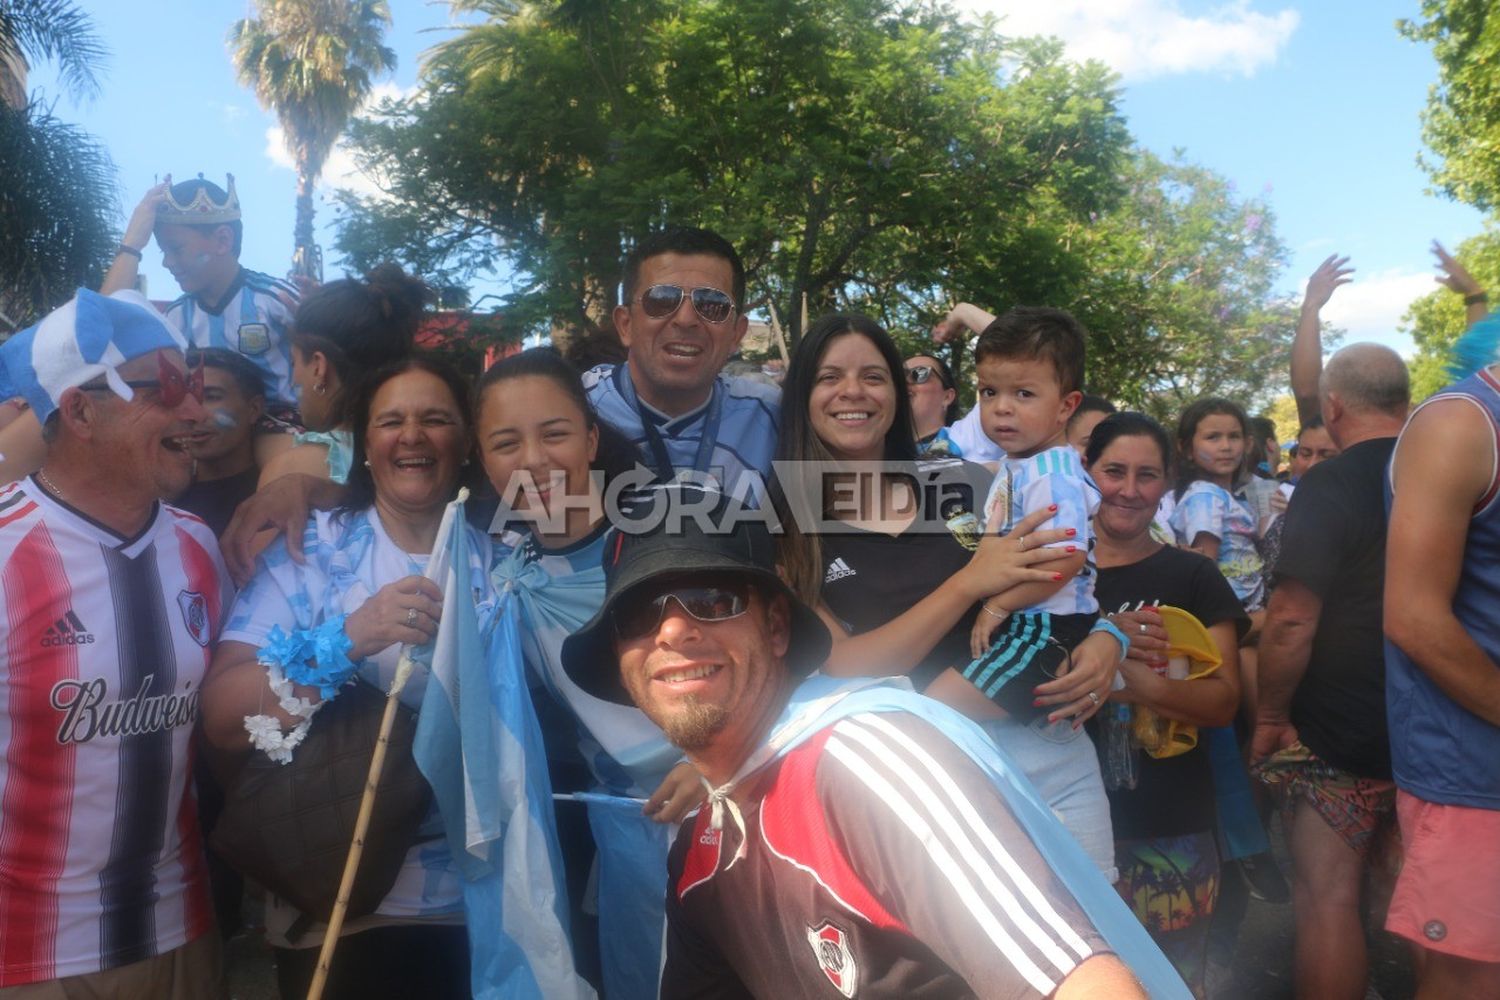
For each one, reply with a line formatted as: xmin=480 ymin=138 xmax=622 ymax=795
xmin=202 ymin=357 xmax=488 ymax=1000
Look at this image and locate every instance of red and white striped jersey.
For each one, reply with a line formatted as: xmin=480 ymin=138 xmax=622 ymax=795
xmin=0 ymin=478 xmax=232 ymax=986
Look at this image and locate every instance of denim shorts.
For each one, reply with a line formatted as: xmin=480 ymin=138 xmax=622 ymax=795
xmin=981 ymin=714 xmax=1117 ymax=881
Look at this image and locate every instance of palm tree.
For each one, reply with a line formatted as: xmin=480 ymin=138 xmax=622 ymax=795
xmin=0 ymin=1 xmax=114 ymax=328
xmin=0 ymin=0 xmax=108 ymax=106
xmin=229 ymin=0 xmax=396 ymax=279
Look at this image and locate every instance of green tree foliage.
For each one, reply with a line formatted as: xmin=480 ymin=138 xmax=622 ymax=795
xmin=0 ymin=0 xmax=107 ymax=101
xmin=0 ymin=99 xmax=117 ymax=327
xmin=335 ymin=0 xmax=1293 ymax=411
xmin=1402 ymin=229 xmax=1500 ymax=401
xmin=1399 ymin=2 xmax=1500 ymax=211
xmin=229 ymin=0 xmax=396 ymax=278
xmin=0 ymin=1 xmax=116 ymax=328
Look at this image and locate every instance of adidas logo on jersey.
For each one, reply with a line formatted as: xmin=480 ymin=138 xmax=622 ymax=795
xmin=824 ymin=558 xmax=857 ymax=583
xmin=42 ymin=610 xmax=95 ymax=647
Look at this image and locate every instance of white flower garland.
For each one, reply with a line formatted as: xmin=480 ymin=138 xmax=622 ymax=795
xmin=243 ymin=664 xmax=324 ymax=764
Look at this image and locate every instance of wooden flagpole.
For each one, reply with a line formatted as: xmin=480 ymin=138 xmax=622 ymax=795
xmin=305 ymin=650 xmax=417 ymax=1000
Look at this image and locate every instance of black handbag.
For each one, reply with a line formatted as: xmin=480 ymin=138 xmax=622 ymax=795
xmin=209 ymin=678 xmax=434 ymax=928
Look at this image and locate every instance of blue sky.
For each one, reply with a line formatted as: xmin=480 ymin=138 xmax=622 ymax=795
xmin=28 ymin=0 xmax=1485 ymax=357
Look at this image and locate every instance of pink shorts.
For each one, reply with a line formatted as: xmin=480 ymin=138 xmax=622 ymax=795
xmin=1386 ymin=790 xmax=1500 ymax=962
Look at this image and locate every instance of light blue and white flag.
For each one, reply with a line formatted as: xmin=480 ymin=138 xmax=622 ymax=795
xmin=575 ymin=792 xmax=673 ymax=1000
xmin=412 ymin=492 xmax=595 ymax=1000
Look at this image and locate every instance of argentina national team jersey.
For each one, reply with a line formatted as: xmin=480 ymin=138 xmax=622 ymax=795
xmin=981 ymin=444 xmax=1100 ymax=616
xmin=583 ymin=363 xmax=780 ymax=504
xmin=165 ymin=267 xmax=299 ymax=407
xmin=0 ymin=480 xmax=231 ymax=986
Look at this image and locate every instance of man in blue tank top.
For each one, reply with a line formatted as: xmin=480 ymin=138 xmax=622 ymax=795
xmin=1384 ymin=358 xmax=1500 ymax=997
xmin=583 ymin=227 xmax=779 ymax=502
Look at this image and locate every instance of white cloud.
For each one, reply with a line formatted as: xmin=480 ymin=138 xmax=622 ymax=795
xmin=966 ymin=1 xmax=1299 ymax=81
xmin=261 ymin=82 xmax=414 ymax=200
xmin=1319 ymin=267 xmax=1437 ymax=359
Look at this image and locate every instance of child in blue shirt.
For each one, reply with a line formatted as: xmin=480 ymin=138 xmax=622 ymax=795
xmin=926 ymin=307 xmax=1102 ymax=720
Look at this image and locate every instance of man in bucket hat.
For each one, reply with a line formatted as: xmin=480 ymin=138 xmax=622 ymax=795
xmin=0 ymin=290 xmax=233 ymax=996
xmin=562 ymin=488 xmax=1184 ymax=999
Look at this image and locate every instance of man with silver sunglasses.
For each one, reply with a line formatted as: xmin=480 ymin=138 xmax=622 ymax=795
xmin=584 ymin=227 xmax=780 ymax=501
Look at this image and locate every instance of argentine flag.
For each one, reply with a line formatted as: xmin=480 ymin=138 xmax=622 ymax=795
xmin=412 ymin=492 xmax=594 ymax=999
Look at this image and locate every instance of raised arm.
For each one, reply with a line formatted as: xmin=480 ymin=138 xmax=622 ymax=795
xmin=100 ymin=180 xmax=171 ymax=295
xmin=1385 ymin=398 xmax=1500 ymax=727
xmin=1432 ymin=239 xmax=1490 ymax=329
xmin=931 ymin=302 xmax=998 ymax=344
xmin=1291 ymin=255 xmax=1353 ymax=426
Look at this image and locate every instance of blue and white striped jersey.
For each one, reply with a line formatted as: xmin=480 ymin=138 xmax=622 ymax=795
xmin=165 ymin=268 xmax=299 ymax=408
xmin=980 ymin=445 xmax=1100 ymax=616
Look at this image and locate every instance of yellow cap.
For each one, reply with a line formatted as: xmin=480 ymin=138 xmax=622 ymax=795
xmin=1133 ymin=606 xmax=1222 ymax=758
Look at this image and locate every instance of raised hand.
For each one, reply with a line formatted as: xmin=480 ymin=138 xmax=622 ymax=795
xmin=1302 ymin=254 xmax=1353 ymax=313
xmin=1431 ymin=239 xmax=1483 ymax=297
xmin=121 ymin=178 xmax=173 ymax=252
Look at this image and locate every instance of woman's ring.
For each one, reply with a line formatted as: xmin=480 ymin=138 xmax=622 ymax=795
xmin=405 ymin=607 xmax=417 ymax=627
xmin=1087 ymin=691 xmax=1101 ymax=706
xmin=1138 ymin=622 xmax=1148 ymax=634
xmin=1018 ymin=535 xmax=1029 ymax=552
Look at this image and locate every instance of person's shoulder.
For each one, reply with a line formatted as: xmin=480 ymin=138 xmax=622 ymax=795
xmin=1179 ymin=479 xmax=1227 ymax=503
xmin=241 ymin=268 xmax=300 ymax=300
xmin=719 ymin=372 xmax=781 ymax=406
xmin=162 ymin=502 xmax=214 ymax=538
xmin=0 ymin=479 xmax=45 ymax=542
xmin=581 ymin=363 xmax=618 ymax=392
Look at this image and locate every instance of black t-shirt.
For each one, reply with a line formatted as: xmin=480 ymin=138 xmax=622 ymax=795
xmin=1090 ymin=545 xmax=1247 ymax=841
xmin=173 ymin=466 xmax=261 ymax=538
xmin=818 ymin=459 xmax=992 ymax=691
xmin=1272 ymin=437 xmax=1396 ymax=779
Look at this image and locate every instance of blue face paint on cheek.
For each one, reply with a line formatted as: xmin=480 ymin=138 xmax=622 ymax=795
xmin=210 ymin=410 xmax=237 ymax=430
xmin=194 ymin=253 xmax=211 ymax=266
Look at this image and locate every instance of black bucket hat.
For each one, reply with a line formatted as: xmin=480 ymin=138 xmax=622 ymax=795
xmin=560 ymin=487 xmax=832 ymax=705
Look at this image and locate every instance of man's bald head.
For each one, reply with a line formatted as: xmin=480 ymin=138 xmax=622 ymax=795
xmin=1321 ymin=343 xmax=1410 ymax=417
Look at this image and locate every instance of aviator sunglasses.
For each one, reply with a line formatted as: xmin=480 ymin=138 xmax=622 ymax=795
xmin=612 ymin=576 xmax=753 ymax=640
xmin=906 ymin=364 xmax=954 ymax=388
xmin=81 ymin=351 xmax=206 ymax=407
xmin=637 ymin=284 xmax=736 ymax=324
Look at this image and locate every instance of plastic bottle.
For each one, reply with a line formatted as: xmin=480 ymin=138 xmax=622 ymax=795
xmin=1101 ymin=703 xmax=1140 ymax=791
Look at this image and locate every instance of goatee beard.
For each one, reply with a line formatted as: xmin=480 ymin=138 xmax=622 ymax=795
xmin=662 ymin=696 xmax=730 ymax=752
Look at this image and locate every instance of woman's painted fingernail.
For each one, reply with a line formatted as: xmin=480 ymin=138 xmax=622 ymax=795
xmin=1053 ymin=573 xmax=1063 ymax=581
xmin=1049 ymin=504 xmax=1058 ymax=511
xmin=1066 ymin=545 xmax=1077 ymax=553
xmin=1066 ymin=528 xmax=1077 ymax=536
xmin=1033 ymin=698 xmax=1043 ymax=707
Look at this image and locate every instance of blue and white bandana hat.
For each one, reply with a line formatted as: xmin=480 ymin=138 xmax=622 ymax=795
xmin=0 ymin=289 xmax=188 ymax=423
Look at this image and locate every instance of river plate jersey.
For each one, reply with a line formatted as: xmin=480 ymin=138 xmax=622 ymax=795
xmin=0 ymin=479 xmax=231 ymax=986
xmin=165 ymin=267 xmax=299 ymax=408
xmin=662 ymin=712 xmax=1108 ymax=999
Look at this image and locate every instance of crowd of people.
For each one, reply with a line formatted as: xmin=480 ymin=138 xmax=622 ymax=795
xmin=0 ymin=173 xmax=1494 ymax=1000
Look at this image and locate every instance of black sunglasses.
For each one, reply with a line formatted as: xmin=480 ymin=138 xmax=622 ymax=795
xmin=613 ymin=576 xmax=753 ymax=640
xmin=637 ymin=284 xmax=736 ymax=324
